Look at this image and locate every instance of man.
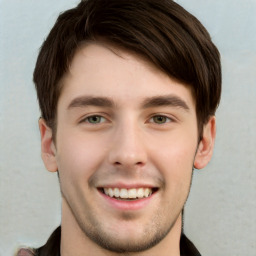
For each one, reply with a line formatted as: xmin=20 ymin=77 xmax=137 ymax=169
xmin=18 ymin=0 xmax=221 ymax=255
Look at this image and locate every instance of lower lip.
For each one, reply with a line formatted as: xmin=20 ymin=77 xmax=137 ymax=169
xmin=98 ymin=190 xmax=157 ymax=211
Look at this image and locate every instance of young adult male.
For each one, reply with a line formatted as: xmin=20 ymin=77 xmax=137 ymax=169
xmin=17 ymin=0 xmax=221 ymax=255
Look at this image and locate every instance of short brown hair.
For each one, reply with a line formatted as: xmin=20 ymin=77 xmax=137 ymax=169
xmin=34 ymin=0 xmax=221 ymax=137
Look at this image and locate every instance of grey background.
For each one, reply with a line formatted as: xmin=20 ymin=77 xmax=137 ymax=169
xmin=0 ymin=0 xmax=255 ymax=255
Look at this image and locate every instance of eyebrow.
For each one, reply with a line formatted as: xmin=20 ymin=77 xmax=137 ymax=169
xmin=141 ymin=95 xmax=190 ymax=111
xmin=67 ymin=96 xmax=115 ymax=109
xmin=67 ymin=94 xmax=190 ymax=111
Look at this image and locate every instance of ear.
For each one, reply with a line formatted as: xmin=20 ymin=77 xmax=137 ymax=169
xmin=38 ymin=118 xmax=58 ymax=173
xmin=194 ymin=116 xmax=216 ymax=170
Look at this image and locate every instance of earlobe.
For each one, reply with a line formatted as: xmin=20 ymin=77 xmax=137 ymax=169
xmin=39 ymin=118 xmax=58 ymax=173
xmin=194 ymin=116 xmax=216 ymax=170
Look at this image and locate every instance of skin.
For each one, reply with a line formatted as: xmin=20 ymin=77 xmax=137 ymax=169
xmin=39 ymin=43 xmax=216 ymax=256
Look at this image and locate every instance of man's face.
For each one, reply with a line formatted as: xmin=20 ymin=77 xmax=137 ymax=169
xmin=41 ymin=43 xmax=214 ymax=253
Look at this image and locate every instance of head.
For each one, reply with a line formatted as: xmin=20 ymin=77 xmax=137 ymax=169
xmin=35 ymin=0 xmax=221 ymax=254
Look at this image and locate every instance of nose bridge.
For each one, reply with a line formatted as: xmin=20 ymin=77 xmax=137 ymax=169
xmin=108 ymin=116 xmax=147 ymax=168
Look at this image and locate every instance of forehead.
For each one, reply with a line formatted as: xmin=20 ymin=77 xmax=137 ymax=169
xmin=59 ymin=42 xmax=195 ymax=109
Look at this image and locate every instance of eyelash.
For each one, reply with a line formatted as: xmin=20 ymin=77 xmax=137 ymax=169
xmin=80 ymin=114 xmax=174 ymax=125
xmin=148 ymin=114 xmax=173 ymax=125
xmin=80 ymin=115 xmax=107 ymax=124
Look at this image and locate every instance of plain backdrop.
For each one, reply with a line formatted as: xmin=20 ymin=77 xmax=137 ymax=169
xmin=0 ymin=0 xmax=255 ymax=255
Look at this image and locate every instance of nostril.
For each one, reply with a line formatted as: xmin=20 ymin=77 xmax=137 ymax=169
xmin=114 ymin=161 xmax=144 ymax=166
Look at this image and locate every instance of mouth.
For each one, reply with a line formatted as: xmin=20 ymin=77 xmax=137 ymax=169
xmin=98 ymin=187 xmax=159 ymax=201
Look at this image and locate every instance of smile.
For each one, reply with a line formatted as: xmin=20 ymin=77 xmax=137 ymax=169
xmin=98 ymin=186 xmax=159 ymax=210
xmin=100 ymin=187 xmax=158 ymax=200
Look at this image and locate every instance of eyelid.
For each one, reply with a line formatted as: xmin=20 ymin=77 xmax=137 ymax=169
xmin=79 ymin=113 xmax=110 ymax=124
xmin=148 ymin=113 xmax=176 ymax=124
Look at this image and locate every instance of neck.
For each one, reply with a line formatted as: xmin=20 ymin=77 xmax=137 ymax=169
xmin=61 ymin=199 xmax=182 ymax=256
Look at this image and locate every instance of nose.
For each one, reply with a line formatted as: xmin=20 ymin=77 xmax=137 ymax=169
xmin=108 ymin=122 xmax=147 ymax=169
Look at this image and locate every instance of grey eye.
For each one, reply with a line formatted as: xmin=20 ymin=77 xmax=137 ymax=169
xmin=152 ymin=115 xmax=169 ymax=124
xmin=87 ymin=116 xmax=104 ymax=124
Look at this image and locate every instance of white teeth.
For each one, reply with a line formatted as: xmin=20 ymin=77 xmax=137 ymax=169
xmin=120 ymin=188 xmax=128 ymax=198
xmin=102 ymin=187 xmax=153 ymax=199
xmin=137 ymin=188 xmax=144 ymax=198
xmin=128 ymin=188 xmax=137 ymax=198
xmin=108 ymin=188 xmax=114 ymax=197
xmin=144 ymin=188 xmax=150 ymax=197
xmin=114 ymin=188 xmax=120 ymax=197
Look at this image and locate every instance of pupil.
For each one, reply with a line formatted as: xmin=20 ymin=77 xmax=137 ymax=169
xmin=90 ymin=116 xmax=100 ymax=123
xmin=154 ymin=116 xmax=166 ymax=123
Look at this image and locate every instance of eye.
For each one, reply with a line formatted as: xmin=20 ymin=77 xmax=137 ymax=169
xmin=83 ymin=115 xmax=106 ymax=124
xmin=150 ymin=115 xmax=172 ymax=124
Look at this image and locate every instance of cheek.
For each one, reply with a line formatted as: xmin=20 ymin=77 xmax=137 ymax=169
xmin=55 ymin=132 xmax=109 ymax=183
xmin=150 ymin=133 xmax=197 ymax=182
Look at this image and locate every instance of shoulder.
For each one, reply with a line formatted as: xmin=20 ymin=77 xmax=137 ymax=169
xmin=16 ymin=248 xmax=36 ymax=256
